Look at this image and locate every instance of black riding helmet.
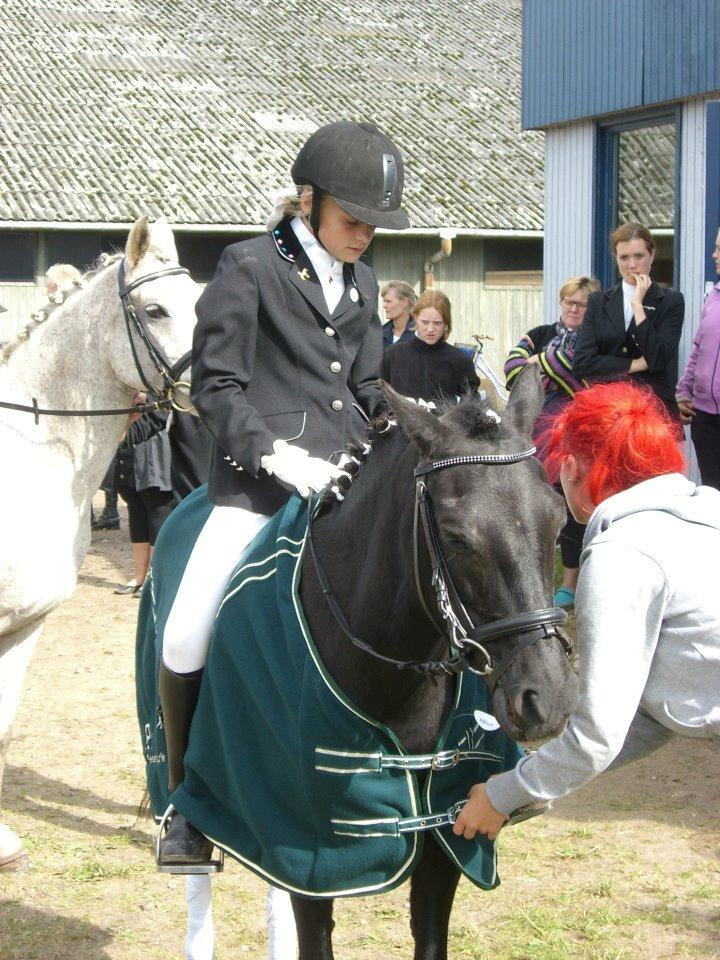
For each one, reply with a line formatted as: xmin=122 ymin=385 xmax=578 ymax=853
xmin=291 ymin=121 xmax=410 ymax=232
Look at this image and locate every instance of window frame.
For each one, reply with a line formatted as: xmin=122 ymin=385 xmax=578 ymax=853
xmin=594 ymin=106 xmax=682 ymax=289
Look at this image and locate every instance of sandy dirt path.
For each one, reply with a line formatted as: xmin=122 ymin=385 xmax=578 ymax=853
xmin=1 ymin=518 xmax=718 ymax=959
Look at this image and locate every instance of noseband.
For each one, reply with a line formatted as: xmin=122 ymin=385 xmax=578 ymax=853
xmin=117 ymin=261 xmax=194 ymax=411
xmin=413 ymin=452 xmax=570 ymax=691
xmin=307 ymin=445 xmax=571 ymax=693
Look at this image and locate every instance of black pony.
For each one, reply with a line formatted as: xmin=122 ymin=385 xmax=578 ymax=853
xmin=290 ymin=371 xmax=578 ymax=958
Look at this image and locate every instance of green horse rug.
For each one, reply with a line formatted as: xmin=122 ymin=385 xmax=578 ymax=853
xmin=136 ymin=486 xmax=524 ymax=898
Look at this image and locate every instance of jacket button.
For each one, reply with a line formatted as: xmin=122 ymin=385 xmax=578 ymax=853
xmin=324 ymin=326 xmax=335 ymax=337
xmin=331 ymin=400 xmax=343 ymax=411
xmin=622 ymin=347 xmax=628 ymax=353
xmin=330 ymin=361 xmax=341 ymax=373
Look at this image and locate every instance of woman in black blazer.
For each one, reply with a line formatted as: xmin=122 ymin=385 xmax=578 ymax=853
xmin=572 ymin=221 xmax=684 ymax=418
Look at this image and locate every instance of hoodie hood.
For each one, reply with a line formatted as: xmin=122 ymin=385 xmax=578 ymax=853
xmin=585 ymin=473 xmax=720 ymax=547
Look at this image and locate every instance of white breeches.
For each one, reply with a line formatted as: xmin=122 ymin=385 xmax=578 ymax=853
xmin=162 ymin=505 xmax=271 ymax=674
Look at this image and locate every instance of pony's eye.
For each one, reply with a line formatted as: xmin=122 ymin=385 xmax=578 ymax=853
xmin=145 ymin=303 xmax=168 ymax=320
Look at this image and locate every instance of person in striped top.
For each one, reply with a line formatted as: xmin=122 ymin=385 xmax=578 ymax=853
xmin=504 ymin=275 xmax=601 ymax=608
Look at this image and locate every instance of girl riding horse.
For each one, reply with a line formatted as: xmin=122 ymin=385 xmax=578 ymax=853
xmin=155 ymin=120 xmax=409 ymax=953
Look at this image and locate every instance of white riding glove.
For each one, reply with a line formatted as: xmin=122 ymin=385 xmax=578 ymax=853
xmin=260 ymin=440 xmax=347 ymax=498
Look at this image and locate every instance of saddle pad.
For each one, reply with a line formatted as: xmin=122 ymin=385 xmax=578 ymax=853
xmin=136 ymin=486 xmax=524 ymax=897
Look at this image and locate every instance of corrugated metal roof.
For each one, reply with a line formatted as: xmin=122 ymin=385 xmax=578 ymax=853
xmin=0 ymin=0 xmax=544 ymax=231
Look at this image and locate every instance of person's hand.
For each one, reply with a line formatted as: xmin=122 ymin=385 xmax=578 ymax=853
xmin=525 ymin=354 xmax=540 ymax=365
xmin=452 ymin=782 xmax=508 ymax=841
xmin=260 ymin=440 xmax=348 ymax=498
xmin=631 ymin=274 xmax=652 ymax=316
xmin=677 ymin=399 xmax=695 ymax=424
xmin=128 ymin=391 xmax=147 ymax=424
xmin=628 ymin=358 xmax=648 ymax=375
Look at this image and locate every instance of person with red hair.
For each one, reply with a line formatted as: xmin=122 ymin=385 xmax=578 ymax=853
xmin=453 ymin=381 xmax=720 ymax=840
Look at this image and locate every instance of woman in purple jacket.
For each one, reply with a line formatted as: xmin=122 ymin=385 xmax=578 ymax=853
xmin=676 ymin=228 xmax=720 ymax=491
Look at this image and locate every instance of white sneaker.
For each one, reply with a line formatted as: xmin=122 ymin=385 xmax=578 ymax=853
xmin=0 ymin=824 xmax=28 ymax=871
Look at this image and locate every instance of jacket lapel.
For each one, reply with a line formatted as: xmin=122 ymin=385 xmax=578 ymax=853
xmin=271 ymin=217 xmax=334 ymax=324
xmin=331 ymin=264 xmax=374 ymax=323
xmin=287 ymin=259 xmax=333 ymax=324
xmin=603 ymin=283 xmax=626 ymax=337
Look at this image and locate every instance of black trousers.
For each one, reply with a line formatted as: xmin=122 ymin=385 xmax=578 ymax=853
xmin=558 ymin=502 xmax=585 ymax=569
xmin=691 ymin=410 xmax=720 ymax=492
xmin=117 ymin=485 xmax=175 ymax=545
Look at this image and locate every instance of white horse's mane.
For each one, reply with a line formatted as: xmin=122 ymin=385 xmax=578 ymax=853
xmin=0 ymin=252 xmax=123 ymax=364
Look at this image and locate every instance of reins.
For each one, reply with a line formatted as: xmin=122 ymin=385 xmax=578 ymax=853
xmin=0 ymin=262 xmax=193 ymax=423
xmin=307 ymin=444 xmax=571 ymax=689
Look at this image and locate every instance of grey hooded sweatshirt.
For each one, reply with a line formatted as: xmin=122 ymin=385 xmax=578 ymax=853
xmin=486 ymin=473 xmax=720 ymax=815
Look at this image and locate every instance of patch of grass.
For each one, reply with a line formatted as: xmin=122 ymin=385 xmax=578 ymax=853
xmin=68 ymin=858 xmax=138 ymax=882
xmin=450 ymin=904 xmax=635 ymax=960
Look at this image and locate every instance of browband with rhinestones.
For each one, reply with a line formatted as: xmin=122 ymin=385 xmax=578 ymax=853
xmin=414 ymin=448 xmax=537 ymax=476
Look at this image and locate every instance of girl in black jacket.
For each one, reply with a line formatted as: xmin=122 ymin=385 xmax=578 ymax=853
xmin=158 ymin=122 xmax=410 ymax=877
xmin=381 ymin=288 xmax=479 ymax=401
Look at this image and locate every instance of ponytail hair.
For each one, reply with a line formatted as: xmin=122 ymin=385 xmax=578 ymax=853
xmin=266 ymin=184 xmax=313 ymax=231
xmin=544 ymin=382 xmax=685 ymax=506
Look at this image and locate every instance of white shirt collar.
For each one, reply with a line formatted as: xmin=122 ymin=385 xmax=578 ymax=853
xmin=290 ymin=217 xmax=343 ymax=280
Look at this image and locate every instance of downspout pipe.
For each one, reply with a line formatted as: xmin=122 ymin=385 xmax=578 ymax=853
xmin=423 ymin=229 xmax=457 ymax=289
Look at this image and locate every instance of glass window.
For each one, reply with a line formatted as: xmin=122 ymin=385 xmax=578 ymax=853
xmin=46 ymin=232 xmax=106 ymax=273
xmin=617 ymin=123 xmax=676 ymax=285
xmin=595 ymin=115 xmax=678 ymax=287
xmin=0 ymin=233 xmax=36 ymax=281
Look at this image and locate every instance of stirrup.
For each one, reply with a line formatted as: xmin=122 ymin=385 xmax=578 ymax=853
xmin=156 ymin=806 xmax=224 ymax=875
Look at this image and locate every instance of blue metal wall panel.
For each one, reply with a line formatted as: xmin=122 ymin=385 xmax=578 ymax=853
xmin=523 ymin=0 xmax=720 ymax=129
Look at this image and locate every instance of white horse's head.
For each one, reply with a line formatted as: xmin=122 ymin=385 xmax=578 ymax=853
xmin=106 ymin=215 xmax=201 ymax=401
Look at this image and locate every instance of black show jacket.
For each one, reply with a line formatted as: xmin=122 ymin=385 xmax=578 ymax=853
xmin=190 ymin=216 xmax=385 ymax=514
xmin=572 ymin=281 xmax=684 ymax=411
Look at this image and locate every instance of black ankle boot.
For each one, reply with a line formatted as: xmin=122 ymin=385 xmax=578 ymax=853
xmin=92 ymin=510 xmax=120 ymax=531
xmin=157 ymin=662 xmax=213 ymax=865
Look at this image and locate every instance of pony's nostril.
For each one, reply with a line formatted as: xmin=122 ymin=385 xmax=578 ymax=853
xmin=521 ymin=689 xmax=548 ymax=725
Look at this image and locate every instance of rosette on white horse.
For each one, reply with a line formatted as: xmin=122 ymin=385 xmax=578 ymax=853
xmin=137 ymin=487 xmax=523 ymax=897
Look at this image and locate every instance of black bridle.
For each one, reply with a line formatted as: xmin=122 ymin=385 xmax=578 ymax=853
xmin=0 ymin=262 xmax=193 ymax=423
xmin=307 ymin=446 xmax=571 ymax=693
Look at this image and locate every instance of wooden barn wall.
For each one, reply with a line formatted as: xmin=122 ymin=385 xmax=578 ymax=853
xmin=371 ymin=235 xmax=544 ymax=379
xmin=522 ymin=0 xmax=720 ymax=130
xmin=1 ymin=233 xmax=544 ymax=384
xmin=0 ymin=281 xmax=44 ymax=342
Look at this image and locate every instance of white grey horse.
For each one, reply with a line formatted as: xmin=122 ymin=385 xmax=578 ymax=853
xmin=0 ymin=216 xmax=200 ymax=870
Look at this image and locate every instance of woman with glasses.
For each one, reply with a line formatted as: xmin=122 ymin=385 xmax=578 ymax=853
xmin=504 ymin=275 xmax=601 ymax=607
xmin=572 ymin=221 xmax=685 ymax=419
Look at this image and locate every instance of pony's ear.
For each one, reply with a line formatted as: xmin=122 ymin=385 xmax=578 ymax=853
xmin=504 ymin=365 xmax=545 ymax=438
xmin=125 ymin=215 xmax=151 ymax=267
xmin=147 ymin=217 xmax=179 ymax=263
xmin=380 ymin=381 xmax=452 ymax=459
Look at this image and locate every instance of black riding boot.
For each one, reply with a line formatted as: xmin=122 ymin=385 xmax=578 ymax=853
xmin=157 ymin=661 xmax=214 ymax=865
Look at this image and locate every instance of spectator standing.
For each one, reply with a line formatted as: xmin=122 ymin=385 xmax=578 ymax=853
xmin=573 ymin=221 xmax=685 ymax=419
xmin=504 ymin=275 xmax=601 ymax=607
xmin=381 ymin=280 xmax=416 ymax=347
xmin=114 ymin=420 xmax=175 ymax=596
xmin=381 ymin=289 xmax=479 ymax=401
xmin=676 ymin=227 xmax=720 ymax=490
